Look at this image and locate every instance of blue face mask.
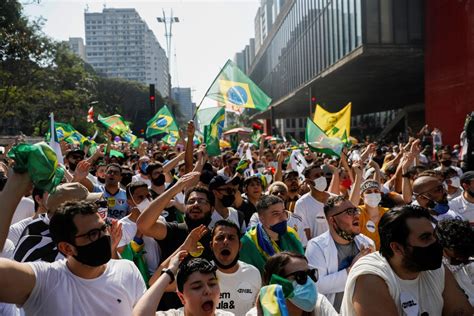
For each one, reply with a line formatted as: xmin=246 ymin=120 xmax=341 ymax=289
xmin=270 ymin=220 xmax=288 ymax=236
xmin=288 ymin=278 xmax=318 ymax=312
xmin=424 ymin=196 xmax=450 ymax=215
xmin=140 ymin=162 xmax=148 ymax=174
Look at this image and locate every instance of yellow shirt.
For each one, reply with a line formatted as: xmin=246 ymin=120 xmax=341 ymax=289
xmin=358 ymin=205 xmax=389 ymax=250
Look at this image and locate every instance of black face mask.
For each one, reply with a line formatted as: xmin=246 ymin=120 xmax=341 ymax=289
xmin=403 ymin=241 xmax=443 ymax=272
xmin=441 ymin=160 xmax=452 ymax=167
xmin=466 ymin=189 xmax=474 ymax=198
xmin=185 ymin=212 xmax=212 ymax=230
xmin=73 ymin=235 xmax=112 ymax=267
xmin=152 ymin=174 xmax=166 ymax=186
xmin=213 ymin=251 xmax=240 ymax=270
xmin=69 ymin=162 xmax=78 ymax=172
xmin=220 ymin=194 xmax=235 ymax=208
xmin=97 ymin=177 xmax=105 ymax=184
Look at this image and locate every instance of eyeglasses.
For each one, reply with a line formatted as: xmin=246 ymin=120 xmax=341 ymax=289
xmin=284 ymin=269 xmax=318 ymax=285
xmin=95 ymin=199 xmax=108 ymax=209
xmin=106 ymin=170 xmax=120 ymax=176
xmin=217 ymin=188 xmax=236 ymax=195
xmin=271 ymin=190 xmax=287 ymax=196
xmin=332 ymin=207 xmax=360 ymax=217
xmin=186 ymin=198 xmax=209 ymax=206
xmin=75 ymin=223 xmax=109 ymax=243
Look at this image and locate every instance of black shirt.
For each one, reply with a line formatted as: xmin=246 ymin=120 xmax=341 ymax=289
xmin=237 ymin=199 xmax=257 ymax=226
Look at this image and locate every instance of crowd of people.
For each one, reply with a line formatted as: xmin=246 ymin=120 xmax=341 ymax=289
xmin=0 ymin=120 xmax=473 ymax=316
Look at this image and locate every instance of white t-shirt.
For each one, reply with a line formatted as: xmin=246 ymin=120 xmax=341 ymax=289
xmin=118 ymin=216 xmax=162 ymax=273
xmin=209 ymin=207 xmax=246 ymax=234
xmin=8 ymin=216 xmax=34 ymax=246
xmin=216 ymin=261 xmax=261 ymax=316
xmin=23 ymin=259 xmax=146 ymax=316
xmin=434 ymin=165 xmax=463 ymax=177
xmin=294 ymin=193 xmax=329 ymax=239
xmin=132 ymin=173 xmax=152 ymax=187
xmin=444 ymin=260 xmax=474 ymax=306
xmin=156 ymin=308 xmax=234 ymax=316
xmin=12 ymin=197 xmax=35 ymax=225
xmin=449 ymin=194 xmax=474 ymax=224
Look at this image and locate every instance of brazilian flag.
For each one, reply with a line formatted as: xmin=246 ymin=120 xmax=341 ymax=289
xmin=305 ymin=118 xmax=343 ymax=157
xmin=98 ymin=114 xmax=131 ymax=136
xmin=146 ymin=105 xmax=179 ymax=138
xmin=203 ymin=107 xmax=225 ymax=157
xmin=206 ymin=60 xmax=272 ymax=111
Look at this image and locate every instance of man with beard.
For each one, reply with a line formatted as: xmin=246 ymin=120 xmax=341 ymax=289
xmin=449 ymin=171 xmax=474 ymax=224
xmin=305 ymin=195 xmax=374 ymax=311
xmin=341 ymin=205 xmax=473 ymax=316
xmin=208 ymin=175 xmax=246 ymax=235
xmin=412 ymin=175 xmax=460 ymax=222
xmin=282 ymin=170 xmax=300 ymax=212
xmin=240 ymin=195 xmax=304 ymax=274
xmin=65 ymin=149 xmax=85 ymax=174
xmin=210 ymin=220 xmax=260 ymax=315
xmin=0 ymin=200 xmax=146 ymax=315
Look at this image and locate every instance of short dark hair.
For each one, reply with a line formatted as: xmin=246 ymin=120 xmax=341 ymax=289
xmin=32 ymin=187 xmax=45 ymax=212
xmin=176 ymin=258 xmax=217 ymax=292
xmin=303 ymin=163 xmax=321 ymax=179
xmin=185 ymin=186 xmax=215 ymax=207
xmin=378 ymin=205 xmax=433 ymax=259
xmin=263 ymin=251 xmax=307 ymax=285
xmin=323 ymin=195 xmax=346 ymax=216
xmin=210 ymin=220 xmax=240 ymax=240
xmin=436 ymin=218 xmax=474 ymax=258
xmin=146 ymin=162 xmax=163 ymax=176
xmin=243 ymin=176 xmax=263 ymax=189
xmin=126 ymin=181 xmax=148 ymax=199
xmin=49 ymin=200 xmax=98 ymax=245
xmin=256 ymin=195 xmax=283 ymax=215
xmin=106 ymin=163 xmax=122 ymax=174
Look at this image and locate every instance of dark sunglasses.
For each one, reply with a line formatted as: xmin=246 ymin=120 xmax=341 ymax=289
xmin=332 ymin=207 xmax=360 ymax=217
xmin=284 ymin=268 xmax=318 ymax=285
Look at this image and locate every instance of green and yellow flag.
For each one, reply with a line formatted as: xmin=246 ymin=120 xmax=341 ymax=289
xmin=206 ymin=60 xmax=272 ymax=111
xmin=162 ymin=131 xmax=180 ymax=146
xmin=146 ymin=105 xmax=179 ymax=138
xmin=203 ymin=107 xmax=225 ymax=156
xmin=305 ymin=118 xmax=343 ymax=157
xmin=98 ymin=114 xmax=131 ymax=136
xmin=313 ymin=103 xmax=351 ymax=143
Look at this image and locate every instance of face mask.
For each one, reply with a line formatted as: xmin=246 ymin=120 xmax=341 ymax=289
xmin=288 ymin=279 xmax=318 ymax=312
xmin=73 ymin=235 xmax=112 ymax=267
xmin=424 ymin=197 xmax=450 ymax=215
xmin=264 ymin=174 xmax=273 ymax=186
xmin=220 ymin=194 xmax=235 ymax=208
xmin=135 ymin=198 xmax=151 ymax=213
xmin=364 ymin=193 xmax=381 ymax=208
xmin=341 ymin=178 xmax=352 ymax=189
xmin=213 ymin=252 xmax=240 ymax=270
xmin=333 ymin=218 xmax=356 ymax=242
xmin=151 ymin=174 xmax=165 ymax=186
xmin=140 ymin=162 xmax=148 ymax=174
xmin=467 ymin=189 xmax=474 ymax=198
xmin=313 ymin=176 xmax=327 ymax=192
xmin=449 ymin=177 xmax=461 ymax=188
xmin=403 ymin=241 xmax=443 ymax=272
xmin=97 ymin=177 xmax=105 ymax=184
xmin=270 ymin=220 xmax=288 ymax=236
xmin=441 ymin=160 xmax=452 ymax=167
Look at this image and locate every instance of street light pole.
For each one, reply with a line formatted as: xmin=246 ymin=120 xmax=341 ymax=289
xmin=157 ymin=9 xmax=179 ymax=92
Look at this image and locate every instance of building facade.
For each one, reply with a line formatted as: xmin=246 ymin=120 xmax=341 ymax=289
xmin=84 ymin=8 xmax=169 ymax=97
xmin=68 ymin=37 xmax=87 ymax=61
xmin=172 ymin=87 xmax=194 ymax=122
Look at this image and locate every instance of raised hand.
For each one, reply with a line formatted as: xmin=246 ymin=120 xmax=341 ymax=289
xmin=73 ymin=160 xmax=91 ymax=181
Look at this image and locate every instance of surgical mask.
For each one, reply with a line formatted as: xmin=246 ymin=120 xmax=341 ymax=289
xmin=270 ymin=220 xmax=288 ymax=236
xmin=151 ymin=174 xmax=166 ymax=186
xmin=404 ymin=241 xmax=443 ymax=272
xmin=140 ymin=162 xmax=148 ymax=174
xmin=449 ymin=177 xmax=461 ymax=188
xmin=288 ymin=279 xmax=318 ymax=312
xmin=313 ymin=176 xmax=327 ymax=192
xmin=364 ymin=193 xmax=381 ymax=208
xmin=424 ymin=197 xmax=450 ymax=215
xmin=220 ymin=194 xmax=235 ymax=208
xmin=74 ymin=235 xmax=112 ymax=267
xmin=136 ymin=198 xmax=151 ymax=213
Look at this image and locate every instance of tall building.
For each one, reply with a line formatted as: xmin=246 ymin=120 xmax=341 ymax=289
xmin=68 ymin=37 xmax=87 ymax=61
xmin=84 ymin=8 xmax=169 ymax=97
xmin=172 ymin=87 xmax=194 ymax=122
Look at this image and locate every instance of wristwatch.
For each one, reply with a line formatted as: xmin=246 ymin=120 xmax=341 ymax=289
xmin=161 ymin=268 xmax=175 ymax=283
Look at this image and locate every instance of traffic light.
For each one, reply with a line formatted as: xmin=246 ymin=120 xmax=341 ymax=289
xmin=149 ymin=84 xmax=156 ymax=109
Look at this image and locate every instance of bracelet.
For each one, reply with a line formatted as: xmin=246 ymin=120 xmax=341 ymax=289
xmin=161 ymin=268 xmax=175 ymax=284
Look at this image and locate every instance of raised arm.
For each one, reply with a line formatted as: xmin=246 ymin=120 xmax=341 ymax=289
xmin=185 ymin=121 xmax=195 ymax=173
xmin=163 ymin=151 xmax=185 ymax=174
xmin=349 ymin=162 xmax=363 ymax=206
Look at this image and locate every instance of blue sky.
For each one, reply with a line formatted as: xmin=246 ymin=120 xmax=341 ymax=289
xmin=24 ymin=0 xmax=259 ymax=104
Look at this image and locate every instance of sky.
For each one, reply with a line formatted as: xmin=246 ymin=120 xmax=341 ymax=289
xmin=23 ymin=0 xmax=259 ymax=105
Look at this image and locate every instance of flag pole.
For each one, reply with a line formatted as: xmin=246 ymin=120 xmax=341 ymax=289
xmin=192 ymin=60 xmax=229 ymax=120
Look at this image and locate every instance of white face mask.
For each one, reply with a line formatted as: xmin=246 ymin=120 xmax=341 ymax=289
xmin=313 ymin=176 xmax=327 ymax=192
xmin=449 ymin=177 xmax=461 ymax=188
xmin=364 ymin=193 xmax=381 ymax=208
xmin=135 ymin=198 xmax=151 ymax=213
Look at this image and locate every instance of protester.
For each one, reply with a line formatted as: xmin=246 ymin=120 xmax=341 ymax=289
xmin=235 ymin=175 xmax=264 ymax=225
xmin=449 ymin=171 xmax=474 ymax=224
xmin=305 ymin=195 xmax=374 ymax=311
xmin=210 ymin=220 xmax=261 ymax=315
xmin=341 ymin=205 xmax=473 ymax=315
xmin=282 ymin=170 xmax=300 ymax=212
xmin=240 ymin=195 xmax=304 ymax=274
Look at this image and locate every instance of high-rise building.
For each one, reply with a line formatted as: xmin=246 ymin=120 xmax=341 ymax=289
xmin=68 ymin=37 xmax=87 ymax=61
xmin=84 ymin=8 xmax=169 ymax=97
xmin=172 ymin=87 xmax=194 ymax=122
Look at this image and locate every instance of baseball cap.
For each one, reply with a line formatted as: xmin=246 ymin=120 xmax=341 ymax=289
xmin=46 ymin=182 xmax=103 ymax=212
xmin=282 ymin=170 xmax=299 ymax=181
xmin=209 ymin=174 xmax=240 ymax=192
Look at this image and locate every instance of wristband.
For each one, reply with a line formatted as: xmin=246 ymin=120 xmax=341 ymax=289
xmin=161 ymin=268 xmax=175 ymax=284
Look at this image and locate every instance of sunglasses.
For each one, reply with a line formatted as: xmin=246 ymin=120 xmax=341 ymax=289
xmin=217 ymin=188 xmax=236 ymax=195
xmin=284 ymin=268 xmax=318 ymax=285
xmin=332 ymin=207 xmax=360 ymax=217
